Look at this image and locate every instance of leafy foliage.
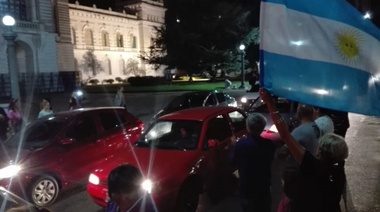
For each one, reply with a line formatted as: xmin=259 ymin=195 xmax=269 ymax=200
xmin=81 ymin=49 xmax=103 ymax=76
xmin=141 ymin=0 xmax=260 ymax=75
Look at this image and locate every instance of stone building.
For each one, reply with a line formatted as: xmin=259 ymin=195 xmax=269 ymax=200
xmin=0 ymin=0 xmax=69 ymax=97
xmin=0 ymin=0 xmax=165 ymax=98
xmin=69 ymin=0 xmax=165 ymax=84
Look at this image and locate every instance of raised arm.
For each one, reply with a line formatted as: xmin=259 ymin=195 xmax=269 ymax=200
xmin=259 ymin=89 xmax=305 ymax=164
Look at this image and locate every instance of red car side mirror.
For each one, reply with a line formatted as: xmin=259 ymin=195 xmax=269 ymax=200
xmin=207 ymin=139 xmax=218 ymax=148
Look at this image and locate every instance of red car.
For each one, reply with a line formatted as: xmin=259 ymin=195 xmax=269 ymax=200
xmin=87 ymin=106 xmax=248 ymax=211
xmin=0 ymin=107 xmax=143 ymax=207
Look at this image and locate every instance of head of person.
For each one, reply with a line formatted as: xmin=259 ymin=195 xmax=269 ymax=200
xmin=316 ymin=134 xmax=349 ymax=164
xmin=296 ymin=104 xmax=315 ymax=122
xmin=246 ymin=113 xmax=267 ymax=136
xmin=8 ymin=99 xmax=19 ymax=111
xmin=41 ymin=101 xmax=51 ymax=111
xmin=180 ymin=126 xmax=192 ymax=138
xmin=108 ymin=165 xmax=144 ymax=207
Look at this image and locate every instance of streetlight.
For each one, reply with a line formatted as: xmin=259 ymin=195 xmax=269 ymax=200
xmin=2 ymin=15 xmax=20 ymax=100
xmin=239 ymin=44 xmax=246 ymax=89
xmin=364 ymin=12 xmax=372 ymax=19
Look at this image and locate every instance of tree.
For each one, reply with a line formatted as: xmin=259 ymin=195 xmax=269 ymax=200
xmin=125 ymin=59 xmax=146 ymax=76
xmin=81 ymin=49 xmax=103 ymax=77
xmin=141 ymin=0 xmax=260 ymax=75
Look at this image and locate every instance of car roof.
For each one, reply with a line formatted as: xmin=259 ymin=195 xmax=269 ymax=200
xmin=182 ymin=90 xmax=223 ymax=96
xmin=49 ymin=107 xmax=126 ymax=118
xmin=160 ymin=106 xmax=241 ymax=121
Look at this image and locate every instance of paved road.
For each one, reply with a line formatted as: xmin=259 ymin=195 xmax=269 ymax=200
xmin=5 ymin=90 xmax=380 ymax=212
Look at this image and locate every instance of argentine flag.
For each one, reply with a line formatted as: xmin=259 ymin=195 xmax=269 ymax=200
xmin=260 ymin=0 xmax=380 ymax=116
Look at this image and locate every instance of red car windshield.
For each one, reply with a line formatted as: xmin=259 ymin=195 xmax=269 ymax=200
xmin=3 ymin=117 xmax=67 ymax=150
xmin=135 ymin=120 xmax=202 ymax=151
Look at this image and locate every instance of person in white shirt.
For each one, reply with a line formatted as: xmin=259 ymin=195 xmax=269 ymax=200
xmin=314 ymin=107 xmax=334 ymax=137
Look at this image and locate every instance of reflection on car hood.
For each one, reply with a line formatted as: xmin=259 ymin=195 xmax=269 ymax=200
xmin=0 ymin=147 xmax=32 ymax=167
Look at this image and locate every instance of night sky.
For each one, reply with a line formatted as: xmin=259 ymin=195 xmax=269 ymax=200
xmin=72 ymin=0 xmax=380 ymax=27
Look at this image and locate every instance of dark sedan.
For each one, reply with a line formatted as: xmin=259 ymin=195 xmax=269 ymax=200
xmin=150 ymin=90 xmax=237 ymax=124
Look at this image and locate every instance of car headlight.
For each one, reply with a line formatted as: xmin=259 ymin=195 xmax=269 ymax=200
xmin=0 ymin=165 xmax=21 ymax=179
xmin=241 ymin=97 xmax=247 ymax=103
xmin=89 ymin=174 xmax=100 ymax=185
xmin=268 ymin=125 xmax=279 ymax=133
xmin=141 ymin=179 xmax=153 ymax=193
xmin=75 ymin=90 xmax=83 ymax=97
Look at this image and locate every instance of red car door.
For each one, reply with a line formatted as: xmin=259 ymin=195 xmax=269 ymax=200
xmin=57 ymin=113 xmax=105 ymax=183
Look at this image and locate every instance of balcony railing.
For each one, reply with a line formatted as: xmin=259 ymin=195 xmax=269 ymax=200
xmin=15 ymin=21 xmax=39 ymax=30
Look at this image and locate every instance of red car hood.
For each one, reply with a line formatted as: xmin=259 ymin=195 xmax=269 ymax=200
xmin=0 ymin=147 xmax=33 ymax=167
xmin=93 ymin=147 xmax=202 ymax=183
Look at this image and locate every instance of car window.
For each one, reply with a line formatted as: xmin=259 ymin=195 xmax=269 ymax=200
xmin=205 ymin=95 xmax=216 ymax=106
xmin=215 ymin=93 xmax=226 ymax=103
xmin=189 ymin=94 xmax=207 ymax=107
xmin=4 ymin=117 xmax=66 ymax=150
xmin=204 ymin=115 xmax=232 ymax=142
xmin=66 ymin=116 xmax=97 ymax=141
xmin=228 ymin=111 xmax=246 ymax=133
xmin=136 ymin=120 xmax=202 ymax=150
xmin=249 ymin=97 xmax=292 ymax=113
xmin=99 ymin=111 xmax=128 ymax=131
xmin=166 ymin=95 xmax=187 ymax=110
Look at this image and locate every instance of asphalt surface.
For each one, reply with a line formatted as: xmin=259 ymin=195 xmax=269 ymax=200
xmin=1 ymin=90 xmax=380 ymax=212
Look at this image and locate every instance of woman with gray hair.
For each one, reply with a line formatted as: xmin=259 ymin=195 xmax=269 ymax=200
xmin=232 ymin=113 xmax=275 ymax=212
xmin=260 ymin=89 xmax=348 ymax=212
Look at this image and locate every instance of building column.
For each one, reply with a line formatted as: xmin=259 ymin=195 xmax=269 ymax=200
xmin=3 ymin=31 xmax=20 ymax=99
xmin=30 ymin=0 xmax=38 ymax=21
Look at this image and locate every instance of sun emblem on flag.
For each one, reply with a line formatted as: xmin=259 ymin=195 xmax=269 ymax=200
xmin=336 ymin=29 xmax=362 ymax=63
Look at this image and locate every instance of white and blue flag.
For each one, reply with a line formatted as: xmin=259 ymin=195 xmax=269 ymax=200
xmin=259 ymin=0 xmax=380 ymax=116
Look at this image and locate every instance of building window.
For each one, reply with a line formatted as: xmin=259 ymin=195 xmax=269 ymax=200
xmin=0 ymin=0 xmax=27 ymax=21
xmin=130 ymin=35 xmax=137 ymax=48
xmin=116 ymin=33 xmax=124 ymax=47
xmin=84 ymin=29 xmax=93 ymax=46
xmin=71 ymin=28 xmax=76 ymax=44
xmin=102 ymin=31 xmax=110 ymax=47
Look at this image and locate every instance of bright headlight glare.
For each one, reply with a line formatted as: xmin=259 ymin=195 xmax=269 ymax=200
xmin=228 ymin=102 xmax=238 ymax=107
xmin=76 ymin=90 xmax=83 ymax=96
xmin=141 ymin=179 xmax=153 ymax=193
xmin=241 ymin=97 xmax=247 ymax=103
xmin=268 ymin=125 xmax=278 ymax=133
xmin=89 ymin=174 xmax=100 ymax=185
xmin=0 ymin=165 xmax=21 ymax=179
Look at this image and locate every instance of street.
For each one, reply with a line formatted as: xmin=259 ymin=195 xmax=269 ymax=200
xmin=10 ymin=91 xmax=380 ymax=211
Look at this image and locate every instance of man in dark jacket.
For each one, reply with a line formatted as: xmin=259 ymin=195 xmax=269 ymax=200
xmin=232 ymin=113 xmax=275 ymax=212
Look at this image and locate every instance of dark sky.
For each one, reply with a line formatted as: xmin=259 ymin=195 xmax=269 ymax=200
xmin=71 ymin=0 xmax=380 ymax=27
xmin=69 ymin=0 xmax=115 ymax=9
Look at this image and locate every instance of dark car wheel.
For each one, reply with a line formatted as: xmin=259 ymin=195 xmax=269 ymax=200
xmin=30 ymin=175 xmax=59 ymax=207
xmin=175 ymin=183 xmax=200 ymax=212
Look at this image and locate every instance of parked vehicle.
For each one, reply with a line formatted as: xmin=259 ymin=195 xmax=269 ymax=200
xmin=247 ymin=96 xmax=298 ymax=142
xmin=239 ymin=91 xmax=260 ymax=111
xmin=150 ymin=90 xmax=237 ymax=124
xmin=0 ymin=107 xmax=143 ymax=207
xmin=87 ymin=106 xmax=248 ymax=211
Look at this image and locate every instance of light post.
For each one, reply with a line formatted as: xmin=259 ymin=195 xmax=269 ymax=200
xmin=239 ymin=44 xmax=246 ymax=89
xmin=2 ymin=15 xmax=20 ymax=100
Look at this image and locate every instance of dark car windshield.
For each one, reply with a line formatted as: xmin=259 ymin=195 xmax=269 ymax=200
xmin=3 ymin=117 xmax=67 ymax=150
xmin=166 ymin=93 xmax=208 ymax=110
xmin=248 ymin=97 xmax=296 ymax=113
xmin=135 ymin=120 xmax=202 ymax=150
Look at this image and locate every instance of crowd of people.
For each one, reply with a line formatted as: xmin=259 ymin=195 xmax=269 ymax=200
xmin=231 ymin=89 xmax=349 ymax=212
